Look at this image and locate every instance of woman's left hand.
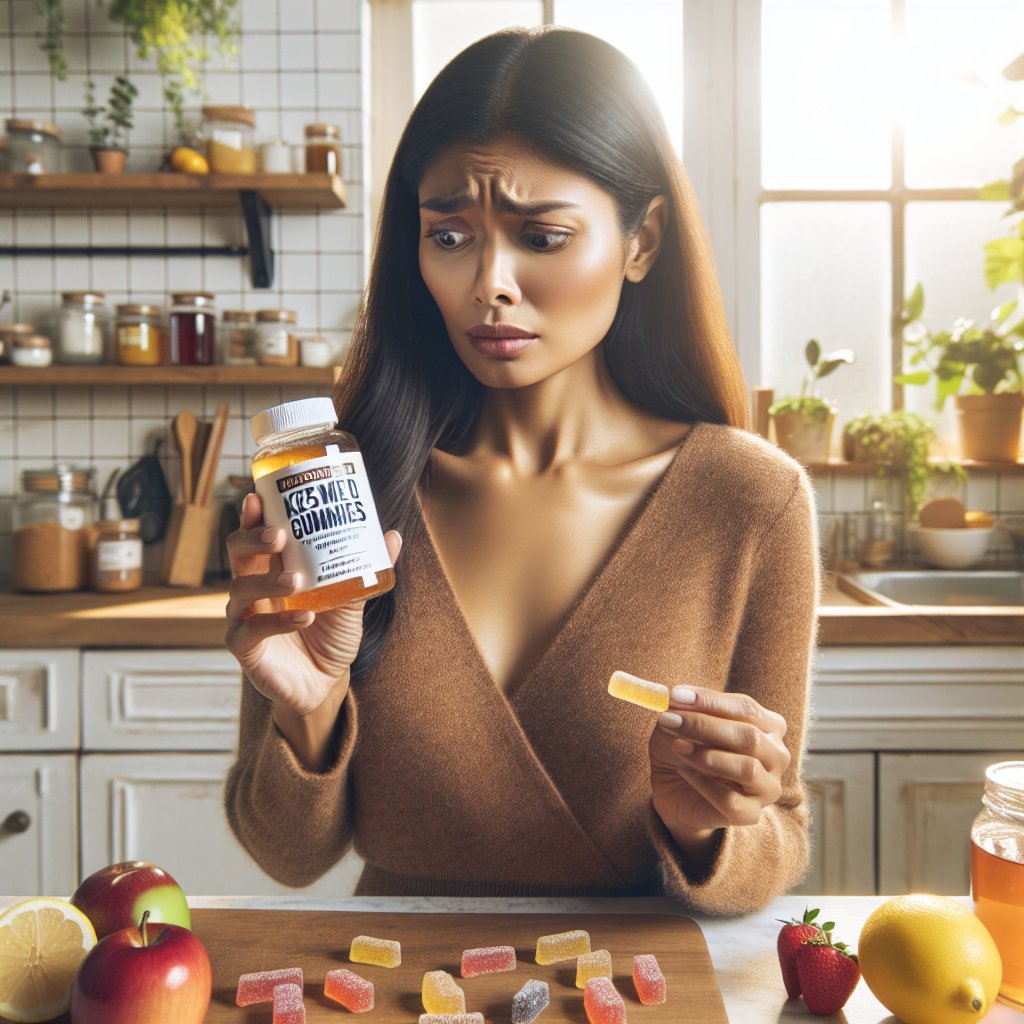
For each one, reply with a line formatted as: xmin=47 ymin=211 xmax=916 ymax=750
xmin=648 ymin=684 xmax=791 ymax=835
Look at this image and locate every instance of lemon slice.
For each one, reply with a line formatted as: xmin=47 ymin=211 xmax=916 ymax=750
xmin=0 ymin=897 xmax=98 ymax=1023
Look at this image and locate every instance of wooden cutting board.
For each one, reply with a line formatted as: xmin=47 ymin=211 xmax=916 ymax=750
xmin=191 ymin=909 xmax=727 ymax=1023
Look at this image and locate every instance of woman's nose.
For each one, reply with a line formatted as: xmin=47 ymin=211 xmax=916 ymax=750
xmin=474 ymin=239 xmax=522 ymax=307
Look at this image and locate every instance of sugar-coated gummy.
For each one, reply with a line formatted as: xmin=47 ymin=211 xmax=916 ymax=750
xmin=236 ymin=967 xmax=304 ymax=1006
xmin=324 ymin=968 xmax=375 ymax=1013
xmin=422 ymin=970 xmax=466 ymax=1014
xmin=607 ymin=670 xmax=670 ymax=712
xmin=272 ymin=982 xmax=306 ymax=1024
xmin=583 ymin=977 xmax=626 ymax=1024
xmin=419 ymin=1015 xmax=485 ymax=1024
xmin=633 ymin=954 xmax=667 ymax=1005
xmin=512 ymin=978 xmax=550 ymax=1024
xmin=535 ymin=928 xmax=591 ymax=964
xmin=576 ymin=949 xmax=613 ymax=989
xmin=349 ymin=933 xmax=402 ymax=967
xmin=461 ymin=944 xmax=517 ymax=977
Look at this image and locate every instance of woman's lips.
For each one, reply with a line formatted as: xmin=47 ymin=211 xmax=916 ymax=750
xmin=466 ymin=325 xmax=538 ymax=358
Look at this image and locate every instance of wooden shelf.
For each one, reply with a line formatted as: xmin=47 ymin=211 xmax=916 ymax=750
xmin=0 ymin=365 xmax=340 ymax=386
xmin=0 ymin=172 xmax=346 ymax=210
xmin=806 ymin=457 xmax=1024 ymax=474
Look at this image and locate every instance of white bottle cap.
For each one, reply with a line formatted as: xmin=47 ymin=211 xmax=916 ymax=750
xmin=251 ymin=397 xmax=337 ymax=444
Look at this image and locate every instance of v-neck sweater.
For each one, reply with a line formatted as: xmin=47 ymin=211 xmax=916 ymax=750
xmin=225 ymin=422 xmax=820 ymax=915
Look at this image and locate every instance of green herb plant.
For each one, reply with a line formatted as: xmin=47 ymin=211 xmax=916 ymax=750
xmin=33 ymin=0 xmax=67 ymax=80
xmin=897 ymin=283 xmax=1024 ymax=410
xmin=769 ymin=339 xmax=856 ymax=421
xmin=82 ymin=76 xmax=139 ymax=151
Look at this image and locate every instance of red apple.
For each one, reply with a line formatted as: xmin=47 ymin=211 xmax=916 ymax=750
xmin=70 ymin=910 xmax=212 ymax=1024
xmin=70 ymin=860 xmax=191 ymax=939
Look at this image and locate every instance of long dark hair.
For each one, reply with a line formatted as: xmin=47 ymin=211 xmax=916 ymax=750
xmin=336 ymin=26 xmax=748 ymax=678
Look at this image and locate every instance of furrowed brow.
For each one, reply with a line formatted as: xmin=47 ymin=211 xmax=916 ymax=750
xmin=419 ymin=193 xmax=578 ymax=216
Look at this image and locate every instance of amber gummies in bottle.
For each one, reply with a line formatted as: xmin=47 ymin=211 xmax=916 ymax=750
xmin=250 ymin=397 xmax=395 ymax=613
xmin=971 ymin=760 xmax=1024 ymax=1008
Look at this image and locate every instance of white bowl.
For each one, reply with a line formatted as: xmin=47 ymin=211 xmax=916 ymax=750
xmin=909 ymin=525 xmax=994 ymax=569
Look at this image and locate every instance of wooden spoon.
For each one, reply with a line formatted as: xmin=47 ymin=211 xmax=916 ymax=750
xmin=174 ymin=410 xmax=198 ymax=505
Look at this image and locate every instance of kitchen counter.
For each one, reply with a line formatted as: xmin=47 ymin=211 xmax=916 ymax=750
xmin=1 ymin=893 xmax=1019 ymax=1022
xmin=0 ymin=582 xmax=1022 ymax=647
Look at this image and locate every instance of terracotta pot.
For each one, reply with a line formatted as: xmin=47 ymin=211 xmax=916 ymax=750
xmin=90 ymin=148 xmax=127 ymax=173
xmin=952 ymin=393 xmax=1023 ymax=462
xmin=772 ymin=409 xmax=834 ymax=464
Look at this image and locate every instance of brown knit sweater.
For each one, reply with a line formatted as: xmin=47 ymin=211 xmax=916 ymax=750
xmin=225 ymin=422 xmax=819 ymax=915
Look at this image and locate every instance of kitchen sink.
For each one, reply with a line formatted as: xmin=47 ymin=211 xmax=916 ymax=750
xmin=838 ymin=570 xmax=1024 ymax=607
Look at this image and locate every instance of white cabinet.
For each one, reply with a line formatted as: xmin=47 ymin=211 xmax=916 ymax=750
xmin=795 ymin=752 xmax=875 ymax=897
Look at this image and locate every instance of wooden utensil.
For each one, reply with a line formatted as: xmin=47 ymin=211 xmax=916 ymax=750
xmin=191 ymin=908 xmax=727 ymax=1023
xmin=195 ymin=402 xmax=230 ymax=507
xmin=173 ymin=410 xmax=198 ymax=504
xmin=193 ymin=419 xmax=213 ymax=500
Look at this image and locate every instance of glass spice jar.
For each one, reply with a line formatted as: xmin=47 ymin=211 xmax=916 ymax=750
xmin=304 ymin=123 xmax=341 ymax=174
xmin=0 ymin=323 xmax=38 ymax=363
xmin=57 ymin=292 xmax=107 ymax=364
xmin=971 ymin=760 xmax=1024 ymax=1009
xmin=220 ymin=309 xmax=257 ymax=365
xmin=169 ymin=292 xmax=216 ymax=365
xmin=115 ymin=303 xmax=164 ymax=365
xmin=13 ymin=466 xmax=96 ymax=592
xmin=5 ymin=118 xmax=62 ymax=173
xmin=255 ymin=309 xmax=298 ymax=366
xmin=91 ymin=518 xmax=144 ymax=592
xmin=10 ymin=332 xmax=52 ymax=367
xmin=200 ymin=106 xmax=257 ymax=174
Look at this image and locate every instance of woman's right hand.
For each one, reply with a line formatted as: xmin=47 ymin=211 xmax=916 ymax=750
xmin=225 ymin=491 xmax=402 ymax=718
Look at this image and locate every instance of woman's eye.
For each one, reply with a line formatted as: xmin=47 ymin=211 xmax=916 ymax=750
xmin=523 ymin=231 xmax=572 ymax=252
xmin=426 ymin=228 xmax=470 ymax=250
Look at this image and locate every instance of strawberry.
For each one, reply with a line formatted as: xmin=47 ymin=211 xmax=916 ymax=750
xmin=776 ymin=907 xmax=828 ymax=998
xmin=794 ymin=932 xmax=861 ymax=1015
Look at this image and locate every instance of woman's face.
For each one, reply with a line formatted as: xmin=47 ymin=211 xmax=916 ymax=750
xmin=417 ymin=138 xmax=657 ymax=389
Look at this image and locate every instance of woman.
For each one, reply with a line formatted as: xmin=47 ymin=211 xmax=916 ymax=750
xmin=224 ymin=26 xmax=818 ymax=915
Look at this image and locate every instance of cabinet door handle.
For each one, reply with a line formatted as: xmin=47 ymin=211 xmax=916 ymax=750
xmin=3 ymin=811 xmax=31 ymax=834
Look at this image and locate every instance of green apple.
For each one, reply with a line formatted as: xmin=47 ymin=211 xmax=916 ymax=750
xmin=70 ymin=861 xmax=191 ymax=940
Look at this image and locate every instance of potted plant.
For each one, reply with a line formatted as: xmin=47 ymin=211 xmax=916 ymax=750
xmin=769 ymin=339 xmax=855 ymax=464
xmin=897 ymin=284 xmax=1024 ymax=462
xmin=82 ymin=76 xmax=139 ymax=173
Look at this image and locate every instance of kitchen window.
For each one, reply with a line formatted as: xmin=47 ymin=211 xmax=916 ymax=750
xmin=368 ymin=0 xmax=1023 ymax=443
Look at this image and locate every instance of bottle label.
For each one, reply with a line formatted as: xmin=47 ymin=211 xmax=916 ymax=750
xmin=254 ymin=447 xmax=391 ymax=591
xmin=98 ymin=538 xmax=143 ymax=571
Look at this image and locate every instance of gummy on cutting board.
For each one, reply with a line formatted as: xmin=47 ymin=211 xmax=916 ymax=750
xmin=607 ymin=670 xmax=670 ymax=712
xmin=583 ymin=977 xmax=627 ymax=1024
xmin=535 ymin=928 xmax=591 ymax=964
xmin=349 ymin=934 xmax=402 ymax=967
xmin=576 ymin=949 xmax=612 ymax=989
xmin=422 ymin=970 xmax=466 ymax=1014
xmin=511 ymin=978 xmax=550 ymax=1024
xmin=419 ymin=1014 xmax=485 ymax=1024
xmin=460 ymin=944 xmax=517 ymax=977
xmin=633 ymin=954 xmax=666 ymax=1005
xmin=272 ymin=982 xmax=306 ymax=1024
xmin=324 ymin=968 xmax=375 ymax=1012
xmin=236 ymin=967 xmax=304 ymax=1006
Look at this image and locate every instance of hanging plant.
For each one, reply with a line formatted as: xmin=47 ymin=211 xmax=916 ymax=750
xmin=33 ymin=0 xmax=67 ymax=80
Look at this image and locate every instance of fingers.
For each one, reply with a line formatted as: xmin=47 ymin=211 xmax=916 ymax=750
xmin=384 ymin=529 xmax=403 ymax=566
xmin=675 ymin=766 xmax=765 ymax=827
xmin=671 ymin=740 xmax=783 ymax=803
xmin=225 ymin=607 xmax=315 ymax=657
xmin=226 ymin=569 xmax=302 ymax=621
xmin=227 ymin=495 xmax=289 ymax=579
xmin=658 ymin=708 xmax=790 ymax=777
xmin=667 ymin=684 xmax=787 ymax=738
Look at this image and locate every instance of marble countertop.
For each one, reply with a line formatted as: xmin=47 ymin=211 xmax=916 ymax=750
xmin=6 ymin=893 xmax=1015 ymax=1023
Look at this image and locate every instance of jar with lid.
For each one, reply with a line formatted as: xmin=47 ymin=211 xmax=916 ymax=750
xmin=971 ymin=760 xmax=1024 ymax=1008
xmin=169 ymin=292 xmax=216 ymax=365
xmin=250 ymin=397 xmax=395 ymax=611
xmin=200 ymin=106 xmax=257 ymax=173
xmin=57 ymin=292 xmax=107 ymax=364
xmin=304 ymin=123 xmax=341 ymax=174
xmin=116 ymin=303 xmax=164 ymax=365
xmin=5 ymin=118 xmax=62 ymax=173
xmin=12 ymin=466 xmax=96 ymax=592
xmin=220 ymin=309 xmax=257 ymax=365
xmin=0 ymin=323 xmax=37 ymax=364
xmin=91 ymin=518 xmax=144 ymax=592
xmin=10 ymin=332 xmax=52 ymax=367
xmin=255 ymin=309 xmax=298 ymax=366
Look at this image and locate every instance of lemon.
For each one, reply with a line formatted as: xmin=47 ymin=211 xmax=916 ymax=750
xmin=859 ymin=894 xmax=1002 ymax=1024
xmin=0 ymin=897 xmax=97 ymax=1023
xmin=170 ymin=146 xmax=210 ymax=174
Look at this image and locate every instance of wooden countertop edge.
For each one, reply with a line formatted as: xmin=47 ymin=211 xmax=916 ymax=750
xmin=0 ymin=586 xmax=1021 ymax=647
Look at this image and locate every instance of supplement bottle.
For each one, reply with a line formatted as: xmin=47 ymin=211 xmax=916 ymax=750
xmin=250 ymin=397 xmax=395 ymax=612
xmin=971 ymin=760 xmax=1024 ymax=1008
